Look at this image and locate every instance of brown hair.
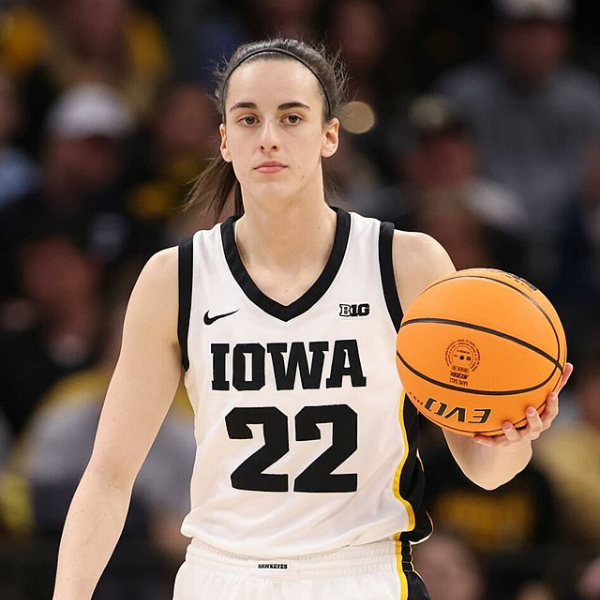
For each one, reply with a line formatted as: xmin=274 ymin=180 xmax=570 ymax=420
xmin=185 ymin=38 xmax=347 ymax=221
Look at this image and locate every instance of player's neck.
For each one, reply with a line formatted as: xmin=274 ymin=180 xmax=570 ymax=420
xmin=235 ymin=199 xmax=337 ymax=277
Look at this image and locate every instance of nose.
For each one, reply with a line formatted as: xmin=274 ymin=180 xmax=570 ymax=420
xmin=258 ymin=119 xmax=280 ymax=151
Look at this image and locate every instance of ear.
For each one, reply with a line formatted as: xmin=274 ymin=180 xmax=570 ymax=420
xmin=321 ymin=118 xmax=340 ymax=158
xmin=219 ymin=123 xmax=232 ymax=163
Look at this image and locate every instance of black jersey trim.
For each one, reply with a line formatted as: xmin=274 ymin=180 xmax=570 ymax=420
xmin=405 ymin=570 xmax=432 ymax=600
xmin=399 ymin=397 xmax=433 ymax=545
xmin=379 ymin=221 xmax=403 ymax=331
xmin=220 ymin=208 xmax=351 ymax=322
xmin=178 ymin=236 xmax=194 ymax=371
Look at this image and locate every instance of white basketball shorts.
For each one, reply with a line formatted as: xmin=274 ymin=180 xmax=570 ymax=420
xmin=172 ymin=537 xmax=430 ymax=600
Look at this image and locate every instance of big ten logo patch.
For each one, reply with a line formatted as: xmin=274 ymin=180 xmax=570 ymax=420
xmin=339 ymin=303 xmax=370 ymax=317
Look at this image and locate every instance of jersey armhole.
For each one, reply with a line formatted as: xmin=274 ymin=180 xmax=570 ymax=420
xmin=379 ymin=221 xmax=403 ymax=331
xmin=178 ymin=236 xmax=194 ymax=371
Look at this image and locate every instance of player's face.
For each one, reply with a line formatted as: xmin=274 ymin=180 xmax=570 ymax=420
xmin=219 ymin=59 xmax=339 ymax=207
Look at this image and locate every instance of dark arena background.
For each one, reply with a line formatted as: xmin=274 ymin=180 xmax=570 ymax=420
xmin=1 ymin=0 xmax=599 ymax=599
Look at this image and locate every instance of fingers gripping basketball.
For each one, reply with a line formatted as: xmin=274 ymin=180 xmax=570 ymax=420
xmin=396 ymin=268 xmax=567 ymax=436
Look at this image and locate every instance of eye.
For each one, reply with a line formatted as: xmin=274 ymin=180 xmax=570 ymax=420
xmin=238 ymin=115 xmax=258 ymax=125
xmin=284 ymin=114 xmax=302 ymax=125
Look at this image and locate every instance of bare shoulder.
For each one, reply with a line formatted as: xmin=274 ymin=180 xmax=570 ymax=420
xmin=391 ymin=230 xmax=456 ymax=311
xmin=392 ymin=230 xmax=452 ymax=270
xmin=141 ymin=246 xmax=179 ymax=281
xmin=124 ymin=246 xmax=179 ymax=343
xmin=131 ymin=246 xmax=179 ymax=298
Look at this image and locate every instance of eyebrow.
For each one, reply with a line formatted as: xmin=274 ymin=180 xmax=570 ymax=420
xmin=229 ymin=101 xmax=311 ymax=112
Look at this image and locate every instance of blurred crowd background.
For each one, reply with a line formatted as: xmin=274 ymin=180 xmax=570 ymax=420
xmin=1 ymin=0 xmax=600 ymax=598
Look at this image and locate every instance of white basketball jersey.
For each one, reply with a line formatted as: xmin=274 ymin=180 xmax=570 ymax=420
xmin=177 ymin=208 xmax=431 ymax=557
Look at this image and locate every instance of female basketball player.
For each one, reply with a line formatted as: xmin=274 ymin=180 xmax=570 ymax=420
xmin=52 ymin=39 xmax=573 ymax=600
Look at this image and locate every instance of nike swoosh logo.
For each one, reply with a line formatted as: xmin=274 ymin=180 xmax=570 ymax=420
xmin=203 ymin=309 xmax=239 ymax=325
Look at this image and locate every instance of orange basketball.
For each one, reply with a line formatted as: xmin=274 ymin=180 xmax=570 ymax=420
xmin=396 ymin=268 xmax=567 ymax=436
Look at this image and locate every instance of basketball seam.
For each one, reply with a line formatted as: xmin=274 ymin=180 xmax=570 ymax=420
xmin=400 ymin=317 xmax=563 ymax=370
xmin=418 ymin=273 xmax=564 ymax=364
xmin=396 ymin=350 xmax=560 ymax=396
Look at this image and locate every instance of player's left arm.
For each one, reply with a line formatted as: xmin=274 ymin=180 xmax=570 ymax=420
xmin=391 ymin=229 xmax=574 ymax=490
xmin=443 ymin=364 xmax=572 ymax=490
xmin=392 ymin=230 xmax=456 ymax=310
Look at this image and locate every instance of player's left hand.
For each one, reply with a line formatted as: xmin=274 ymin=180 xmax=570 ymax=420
xmin=473 ymin=362 xmax=574 ymax=447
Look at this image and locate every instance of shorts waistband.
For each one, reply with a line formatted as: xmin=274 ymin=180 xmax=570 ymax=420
xmin=185 ymin=538 xmax=406 ymax=580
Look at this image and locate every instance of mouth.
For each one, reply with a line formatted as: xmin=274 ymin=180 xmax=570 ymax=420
xmin=255 ymin=161 xmax=287 ymax=173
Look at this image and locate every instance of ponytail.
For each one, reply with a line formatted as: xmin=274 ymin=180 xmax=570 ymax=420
xmin=184 ymin=154 xmax=243 ymax=220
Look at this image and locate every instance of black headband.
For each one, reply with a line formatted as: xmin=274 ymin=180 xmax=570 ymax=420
xmin=222 ymin=48 xmax=333 ymax=117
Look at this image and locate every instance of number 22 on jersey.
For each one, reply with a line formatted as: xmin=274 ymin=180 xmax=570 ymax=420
xmin=225 ymin=404 xmax=358 ymax=493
